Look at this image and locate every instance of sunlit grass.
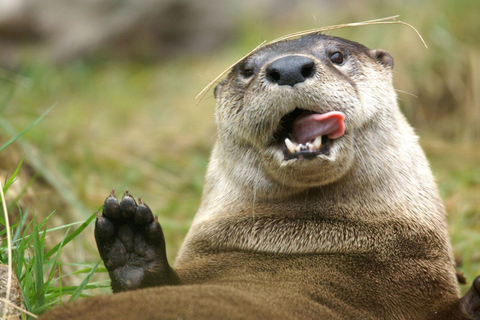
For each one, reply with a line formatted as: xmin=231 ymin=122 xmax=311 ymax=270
xmin=0 ymin=111 xmax=109 ymax=318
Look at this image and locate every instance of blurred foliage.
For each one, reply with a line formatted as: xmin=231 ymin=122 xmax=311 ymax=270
xmin=0 ymin=0 xmax=478 ymax=294
xmin=0 ymin=113 xmax=108 ymax=318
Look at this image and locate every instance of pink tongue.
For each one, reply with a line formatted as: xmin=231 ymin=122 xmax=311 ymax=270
xmin=291 ymin=111 xmax=345 ymax=144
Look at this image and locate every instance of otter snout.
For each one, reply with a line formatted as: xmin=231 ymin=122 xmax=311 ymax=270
xmin=266 ymin=55 xmax=315 ymax=87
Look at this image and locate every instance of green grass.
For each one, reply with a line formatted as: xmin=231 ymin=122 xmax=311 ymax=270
xmin=0 ymin=0 xmax=479 ymax=311
xmin=423 ymin=139 xmax=480 ymax=291
xmin=0 ymin=107 xmax=108 ymax=318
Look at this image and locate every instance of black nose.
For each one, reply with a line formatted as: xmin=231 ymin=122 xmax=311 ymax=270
xmin=266 ymin=56 xmax=316 ymax=87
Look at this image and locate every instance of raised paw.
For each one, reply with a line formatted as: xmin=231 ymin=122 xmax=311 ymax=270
xmin=459 ymin=276 xmax=480 ymax=319
xmin=94 ymin=190 xmax=181 ymax=292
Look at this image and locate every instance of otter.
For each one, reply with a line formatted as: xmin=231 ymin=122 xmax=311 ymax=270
xmin=40 ymin=33 xmax=480 ymax=319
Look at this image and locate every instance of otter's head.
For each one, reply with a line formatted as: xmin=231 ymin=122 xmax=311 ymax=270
xmin=213 ymin=34 xmax=396 ymax=195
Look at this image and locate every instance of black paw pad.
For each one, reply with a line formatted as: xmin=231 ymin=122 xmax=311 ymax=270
xmin=94 ymin=189 xmax=177 ymax=292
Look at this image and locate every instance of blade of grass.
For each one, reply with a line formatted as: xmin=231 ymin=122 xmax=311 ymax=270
xmin=37 ymin=211 xmax=56 ymax=231
xmin=12 ymin=207 xmax=29 ymax=245
xmin=0 ymin=107 xmax=90 ymax=221
xmin=56 ymin=253 xmax=63 ymax=311
xmin=68 ymin=260 xmax=101 ymax=302
xmin=32 ymin=220 xmax=45 ymax=307
xmin=16 ymin=216 xmax=35 ymax=281
xmin=0 ymin=180 xmax=13 ymax=320
xmin=14 ymin=225 xmax=30 ymax=283
xmin=0 ymin=85 xmax=15 ymax=114
xmin=44 ymin=212 xmax=96 ymax=259
xmin=44 ymin=226 xmax=70 ymax=298
xmin=43 ymin=220 xmax=91 ymax=234
xmin=51 ymin=267 xmax=106 ymax=281
xmin=19 ymin=245 xmax=32 ymax=313
xmin=2 ymin=157 xmax=23 ymax=191
xmin=46 ymin=227 xmax=70 ymax=278
xmin=7 ymin=172 xmax=39 ymax=213
xmin=0 ymin=87 xmax=15 ymax=113
xmin=0 ymin=105 xmax=55 ymax=152
xmin=0 ymin=68 xmax=31 ymax=87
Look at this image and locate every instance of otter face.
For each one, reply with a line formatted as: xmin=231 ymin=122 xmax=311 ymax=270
xmin=214 ymin=34 xmax=395 ymax=190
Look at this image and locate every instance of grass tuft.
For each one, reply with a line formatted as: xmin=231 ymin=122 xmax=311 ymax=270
xmin=0 ymin=100 xmax=107 ymax=318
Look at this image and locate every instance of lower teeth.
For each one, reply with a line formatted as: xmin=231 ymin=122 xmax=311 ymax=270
xmin=285 ymin=136 xmax=322 ymax=154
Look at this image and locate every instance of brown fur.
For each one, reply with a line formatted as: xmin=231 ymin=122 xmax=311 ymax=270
xmin=40 ymin=34 xmax=474 ymax=319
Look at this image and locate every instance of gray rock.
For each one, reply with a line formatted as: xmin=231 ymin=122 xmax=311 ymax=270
xmin=0 ymin=264 xmax=24 ymax=319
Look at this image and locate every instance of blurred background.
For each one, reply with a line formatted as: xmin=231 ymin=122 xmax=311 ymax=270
xmin=0 ymin=0 xmax=479 ymax=294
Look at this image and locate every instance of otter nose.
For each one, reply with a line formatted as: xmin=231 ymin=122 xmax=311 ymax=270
xmin=266 ymin=56 xmax=315 ymax=87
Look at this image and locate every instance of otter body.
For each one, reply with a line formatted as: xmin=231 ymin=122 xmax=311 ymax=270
xmin=40 ymin=34 xmax=480 ymax=319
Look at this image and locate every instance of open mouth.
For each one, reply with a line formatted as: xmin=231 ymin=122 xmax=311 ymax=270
xmin=273 ymin=108 xmax=346 ymax=160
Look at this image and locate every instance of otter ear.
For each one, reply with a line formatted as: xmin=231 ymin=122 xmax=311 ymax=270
xmin=214 ymin=78 xmax=228 ymax=99
xmin=369 ymin=49 xmax=394 ymax=69
xmin=213 ymin=84 xmax=222 ymax=99
xmin=213 ymin=82 xmax=223 ymax=99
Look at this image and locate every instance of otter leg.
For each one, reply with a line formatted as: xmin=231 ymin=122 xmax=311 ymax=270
xmin=94 ymin=190 xmax=181 ymax=292
xmin=459 ymin=276 xmax=480 ymax=318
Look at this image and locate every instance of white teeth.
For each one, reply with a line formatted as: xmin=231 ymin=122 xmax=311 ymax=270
xmin=313 ymin=135 xmax=322 ymax=149
xmin=284 ymin=136 xmax=324 ymax=155
xmin=285 ymin=138 xmax=297 ymax=154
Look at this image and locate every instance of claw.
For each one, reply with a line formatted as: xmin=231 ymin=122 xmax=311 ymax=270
xmin=103 ymin=193 xmax=121 ymax=219
xmin=120 ymin=191 xmax=137 ymax=219
xmin=134 ymin=201 xmax=153 ymax=225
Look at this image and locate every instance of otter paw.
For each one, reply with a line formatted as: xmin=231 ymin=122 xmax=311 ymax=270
xmin=94 ymin=190 xmax=180 ymax=292
xmin=460 ymin=275 xmax=480 ymax=318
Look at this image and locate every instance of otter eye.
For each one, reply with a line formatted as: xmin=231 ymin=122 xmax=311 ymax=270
xmin=241 ymin=68 xmax=254 ymax=78
xmin=330 ymin=52 xmax=345 ymax=65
